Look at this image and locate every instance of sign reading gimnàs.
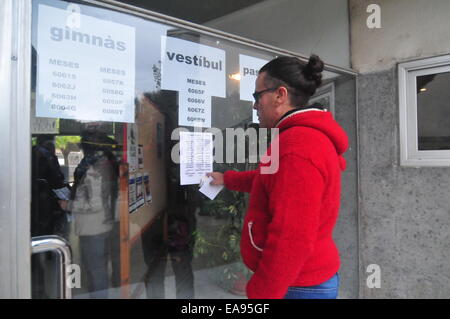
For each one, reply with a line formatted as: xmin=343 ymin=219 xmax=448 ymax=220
xmin=36 ymin=4 xmax=136 ymax=123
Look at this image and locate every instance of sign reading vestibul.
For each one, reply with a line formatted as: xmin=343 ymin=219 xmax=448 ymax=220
xmin=36 ymin=4 xmax=136 ymax=123
xmin=160 ymin=36 xmax=226 ymax=128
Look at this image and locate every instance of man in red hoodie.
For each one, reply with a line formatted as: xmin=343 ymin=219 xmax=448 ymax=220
xmin=208 ymin=55 xmax=349 ymax=299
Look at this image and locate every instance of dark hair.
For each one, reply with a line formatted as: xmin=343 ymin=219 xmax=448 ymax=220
xmin=36 ymin=134 xmax=55 ymax=145
xmin=80 ymin=130 xmax=117 ymax=155
xmin=259 ymin=54 xmax=324 ymax=107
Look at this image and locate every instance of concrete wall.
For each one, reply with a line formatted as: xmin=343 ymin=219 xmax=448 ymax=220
xmin=358 ymin=69 xmax=450 ymax=298
xmin=333 ymin=75 xmax=359 ymax=299
xmin=350 ymin=0 xmax=450 ymax=73
xmin=350 ymin=0 xmax=450 ymax=298
xmin=206 ymin=0 xmax=351 ymax=68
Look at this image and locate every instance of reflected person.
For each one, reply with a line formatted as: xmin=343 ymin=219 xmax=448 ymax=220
xmin=31 ymin=134 xmax=70 ymax=299
xmin=69 ymin=130 xmax=120 ymax=298
xmin=31 ymin=134 xmax=70 ymax=237
xmin=144 ymin=167 xmax=197 ymax=299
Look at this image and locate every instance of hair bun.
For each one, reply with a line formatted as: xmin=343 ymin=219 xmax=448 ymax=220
xmin=302 ymin=54 xmax=324 ymax=86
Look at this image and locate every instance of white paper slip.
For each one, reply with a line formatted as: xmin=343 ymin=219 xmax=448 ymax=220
xmin=199 ymin=176 xmax=224 ymax=200
xmin=52 ymin=186 xmax=71 ymax=201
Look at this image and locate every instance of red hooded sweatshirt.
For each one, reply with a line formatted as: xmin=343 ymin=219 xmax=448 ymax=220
xmin=224 ymin=108 xmax=349 ymax=299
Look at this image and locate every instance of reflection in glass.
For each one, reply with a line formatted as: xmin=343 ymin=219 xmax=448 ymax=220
xmin=31 ymin=134 xmax=71 ymax=298
xmin=417 ymin=72 xmax=450 ymax=150
xmin=30 ymin=0 xmax=356 ymax=299
xmin=69 ymin=129 xmax=121 ymax=298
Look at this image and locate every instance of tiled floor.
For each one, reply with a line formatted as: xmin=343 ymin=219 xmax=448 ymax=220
xmin=161 ymin=261 xmax=246 ymax=299
xmin=74 ymin=261 xmax=246 ymax=299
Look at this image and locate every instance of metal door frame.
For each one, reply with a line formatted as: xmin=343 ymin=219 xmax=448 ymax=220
xmin=0 ymin=0 xmax=357 ymax=298
xmin=0 ymin=0 xmax=32 ymax=299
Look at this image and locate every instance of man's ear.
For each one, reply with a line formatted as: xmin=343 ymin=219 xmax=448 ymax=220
xmin=276 ymin=86 xmax=289 ymax=105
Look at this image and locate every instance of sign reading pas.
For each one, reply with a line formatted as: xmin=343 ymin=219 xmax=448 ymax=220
xmin=161 ymin=36 xmax=225 ymax=128
xmin=239 ymin=54 xmax=269 ymax=124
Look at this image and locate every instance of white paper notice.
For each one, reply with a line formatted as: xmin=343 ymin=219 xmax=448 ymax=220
xmin=31 ymin=117 xmax=58 ymax=134
xmin=199 ymin=176 xmax=223 ymax=200
xmin=127 ymin=124 xmax=139 ymax=172
xmin=179 ymin=132 xmax=213 ymax=185
xmin=161 ymin=36 xmax=225 ymax=128
xmin=36 ymin=4 xmax=136 ymax=123
xmin=31 ymin=101 xmax=58 ymax=134
xmin=138 ymin=145 xmax=144 ymax=169
xmin=143 ymin=173 xmax=152 ymax=203
xmin=239 ymin=55 xmax=269 ymax=124
xmin=129 ymin=174 xmax=137 ymax=213
xmin=136 ymin=173 xmax=145 ymax=208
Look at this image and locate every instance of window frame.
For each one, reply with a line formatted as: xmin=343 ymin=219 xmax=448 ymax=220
xmin=2 ymin=0 xmax=358 ymax=299
xmin=398 ymin=54 xmax=450 ymax=167
xmin=310 ymin=82 xmax=335 ymax=116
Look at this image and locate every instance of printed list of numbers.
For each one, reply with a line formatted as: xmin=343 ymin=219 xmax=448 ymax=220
xmin=47 ymin=57 xmax=128 ymax=116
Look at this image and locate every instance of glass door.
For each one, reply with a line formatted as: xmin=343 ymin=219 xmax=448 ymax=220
xmin=28 ymin=0 xmax=357 ymax=299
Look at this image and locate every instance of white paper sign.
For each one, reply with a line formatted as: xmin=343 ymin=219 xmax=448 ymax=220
xmin=31 ymin=117 xmax=58 ymax=134
xmin=129 ymin=174 xmax=137 ymax=213
xmin=36 ymin=4 xmax=136 ymax=123
xmin=179 ymin=132 xmax=213 ymax=185
xmin=161 ymin=36 xmax=225 ymax=128
xmin=138 ymin=145 xmax=144 ymax=169
xmin=143 ymin=173 xmax=152 ymax=203
xmin=136 ymin=173 xmax=144 ymax=208
xmin=127 ymin=123 xmax=139 ymax=172
xmin=199 ymin=176 xmax=223 ymax=200
xmin=239 ymin=55 xmax=269 ymax=123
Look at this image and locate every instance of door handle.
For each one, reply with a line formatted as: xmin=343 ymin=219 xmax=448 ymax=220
xmin=31 ymin=235 xmax=72 ymax=299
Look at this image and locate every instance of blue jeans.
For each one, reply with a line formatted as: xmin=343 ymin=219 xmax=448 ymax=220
xmin=79 ymin=233 xmax=110 ymax=298
xmin=284 ymin=273 xmax=339 ymax=299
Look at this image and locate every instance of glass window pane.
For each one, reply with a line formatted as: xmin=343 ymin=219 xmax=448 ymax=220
xmin=416 ymin=72 xmax=450 ymax=150
xmin=30 ymin=0 xmax=354 ymax=299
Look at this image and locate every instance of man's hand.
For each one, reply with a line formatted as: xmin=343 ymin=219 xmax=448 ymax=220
xmin=58 ymin=200 xmax=68 ymax=211
xmin=206 ymin=172 xmax=224 ymax=186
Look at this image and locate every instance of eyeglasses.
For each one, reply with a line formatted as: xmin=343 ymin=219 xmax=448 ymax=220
xmin=252 ymin=87 xmax=278 ymax=104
